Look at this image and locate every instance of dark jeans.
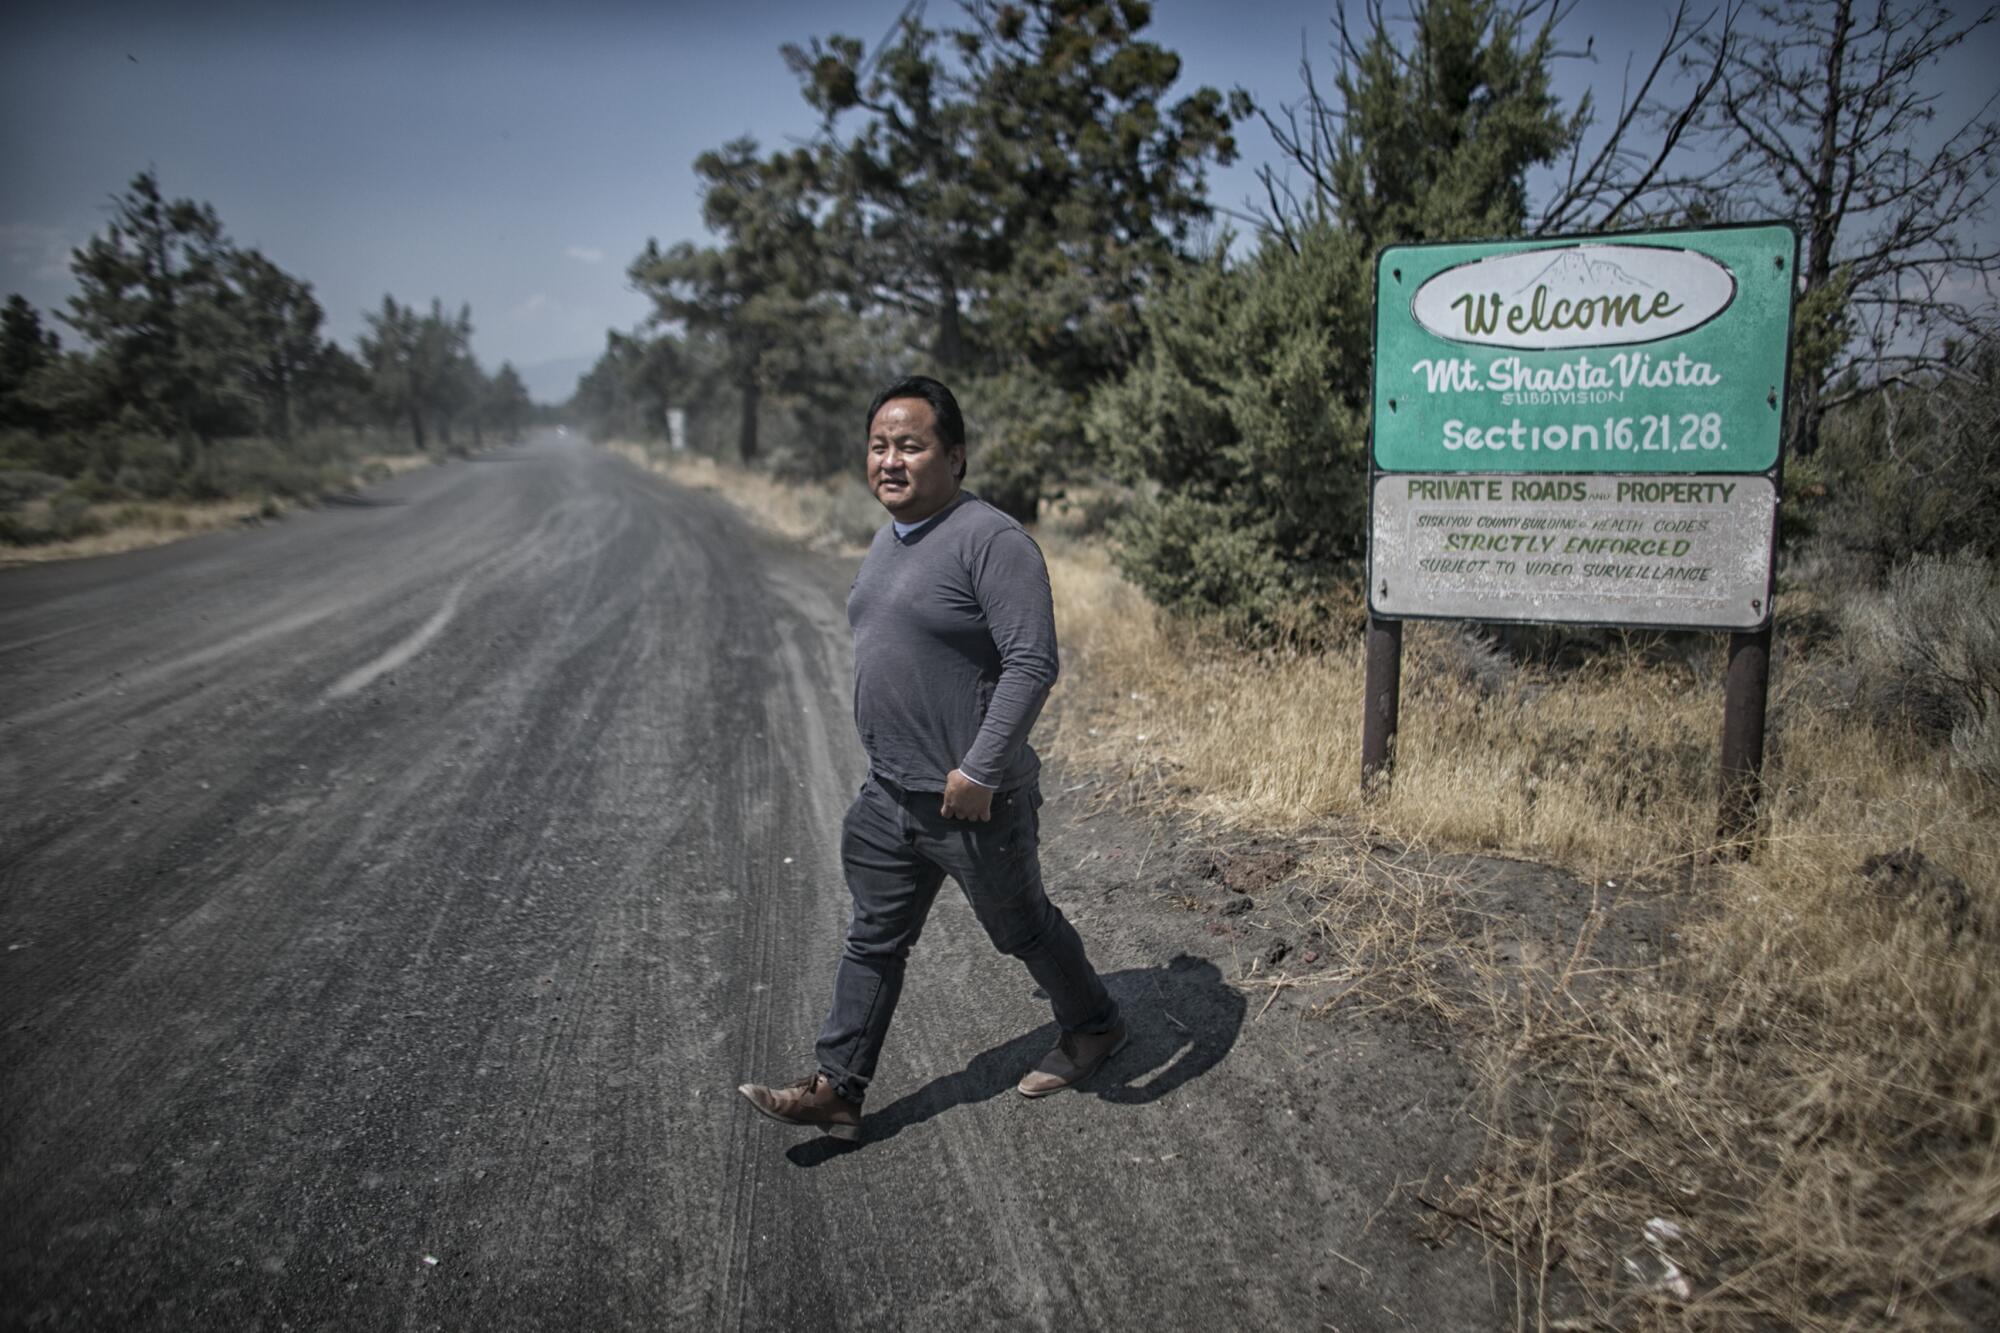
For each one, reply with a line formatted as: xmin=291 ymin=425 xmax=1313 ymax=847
xmin=815 ymin=774 xmax=1119 ymax=1105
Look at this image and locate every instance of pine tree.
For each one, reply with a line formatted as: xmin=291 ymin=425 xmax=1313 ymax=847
xmin=958 ymin=0 xmax=1244 ymax=385
xmin=61 ymin=172 xmax=254 ymax=465
xmin=490 ymin=363 xmax=533 ymax=442
xmin=231 ymin=249 xmax=327 ymax=442
xmin=358 ymin=296 xmax=426 ymax=450
xmin=779 ymin=2 xmax=1243 ymax=514
xmin=1095 ymin=0 xmax=1582 ymax=632
xmin=0 ymin=295 xmax=62 ymax=431
xmin=572 ymin=329 xmax=682 ymax=444
xmin=787 ymin=15 xmax=987 ymax=369
xmin=630 ymin=140 xmax=829 ymax=463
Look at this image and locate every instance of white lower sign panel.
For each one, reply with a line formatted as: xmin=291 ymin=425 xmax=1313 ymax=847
xmin=1370 ymin=472 xmax=1776 ymax=629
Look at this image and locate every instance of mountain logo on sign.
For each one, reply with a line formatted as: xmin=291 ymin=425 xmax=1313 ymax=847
xmin=1409 ymin=244 xmax=1737 ymax=350
xmin=1511 ymin=249 xmax=1654 ymax=298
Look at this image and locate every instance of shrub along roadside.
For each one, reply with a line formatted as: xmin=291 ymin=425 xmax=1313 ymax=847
xmin=1853 ymin=552 xmax=2000 ymax=790
xmin=0 ymin=427 xmax=429 ymax=561
xmin=1087 ymin=225 xmax=1374 ymax=636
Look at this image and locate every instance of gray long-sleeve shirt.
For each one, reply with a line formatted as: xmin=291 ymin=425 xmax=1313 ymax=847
xmin=846 ymin=490 xmax=1059 ymax=792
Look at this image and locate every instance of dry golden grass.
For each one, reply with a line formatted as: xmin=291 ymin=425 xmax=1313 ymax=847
xmin=1047 ymin=535 xmax=1727 ymax=862
xmin=1044 ymin=535 xmax=1999 ymax=1329
xmin=1 ymin=450 xmax=435 ymax=566
xmin=651 ymin=459 xmax=1998 ymax=1326
xmin=0 ymin=496 xmax=281 ymax=565
xmin=356 ymin=452 xmax=434 ymax=479
xmin=1462 ymin=814 xmax=2000 ymax=1330
xmin=608 ymin=442 xmax=878 ymax=554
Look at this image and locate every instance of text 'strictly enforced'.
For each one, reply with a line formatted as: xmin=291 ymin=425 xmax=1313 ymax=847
xmin=1369 ymin=224 xmax=1796 ymax=631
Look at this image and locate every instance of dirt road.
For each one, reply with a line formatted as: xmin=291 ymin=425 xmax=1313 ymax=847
xmin=1 ymin=435 xmax=1499 ymax=1329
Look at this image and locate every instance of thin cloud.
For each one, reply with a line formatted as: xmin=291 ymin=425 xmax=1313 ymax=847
xmin=1 ymin=223 xmax=76 ymax=281
xmin=564 ymin=245 xmax=605 ymax=265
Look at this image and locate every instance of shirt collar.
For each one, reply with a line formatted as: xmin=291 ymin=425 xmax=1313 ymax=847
xmin=891 ymin=490 xmax=966 ymax=542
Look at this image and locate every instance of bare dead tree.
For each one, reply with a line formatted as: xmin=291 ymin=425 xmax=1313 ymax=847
xmin=1533 ymin=1 xmax=1738 ymax=233
xmin=1690 ymin=0 xmax=2000 ymax=454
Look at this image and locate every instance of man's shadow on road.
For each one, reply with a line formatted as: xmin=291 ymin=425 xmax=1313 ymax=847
xmin=786 ymin=953 xmax=1242 ymax=1168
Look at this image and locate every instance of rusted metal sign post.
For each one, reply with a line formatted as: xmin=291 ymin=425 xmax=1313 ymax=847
xmin=1362 ymin=223 xmax=1798 ymax=846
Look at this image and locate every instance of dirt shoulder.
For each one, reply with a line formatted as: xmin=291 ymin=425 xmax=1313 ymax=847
xmin=1030 ymin=748 xmax=1679 ymax=1328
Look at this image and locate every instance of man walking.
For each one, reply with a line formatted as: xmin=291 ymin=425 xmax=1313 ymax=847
xmin=738 ymin=376 xmax=1126 ymax=1141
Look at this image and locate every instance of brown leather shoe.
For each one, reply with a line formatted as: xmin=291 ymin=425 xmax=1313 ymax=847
xmin=1017 ymin=1019 xmax=1130 ymax=1098
xmin=737 ymin=1072 xmax=862 ymax=1141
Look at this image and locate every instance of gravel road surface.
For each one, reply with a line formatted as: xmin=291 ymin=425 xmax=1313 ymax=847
xmin=2 ymin=435 xmax=1500 ymax=1330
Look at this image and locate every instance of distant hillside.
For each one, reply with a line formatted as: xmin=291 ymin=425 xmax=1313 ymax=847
xmin=515 ymin=355 xmax=594 ymax=406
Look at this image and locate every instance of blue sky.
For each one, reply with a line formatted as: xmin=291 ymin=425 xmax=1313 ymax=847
xmin=3 ymin=1 xmax=1993 ymax=401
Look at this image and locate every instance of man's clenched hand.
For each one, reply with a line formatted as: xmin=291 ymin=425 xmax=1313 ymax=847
xmin=940 ymin=769 xmax=995 ymax=821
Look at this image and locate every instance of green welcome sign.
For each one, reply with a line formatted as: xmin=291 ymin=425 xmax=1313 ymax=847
xmin=1373 ymin=224 xmax=1797 ymax=474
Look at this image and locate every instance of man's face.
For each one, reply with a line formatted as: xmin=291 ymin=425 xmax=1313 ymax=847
xmin=867 ymin=397 xmax=961 ymax=521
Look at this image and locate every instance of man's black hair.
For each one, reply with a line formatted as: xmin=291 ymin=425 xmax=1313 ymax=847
xmin=866 ymin=375 xmax=966 ymax=480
